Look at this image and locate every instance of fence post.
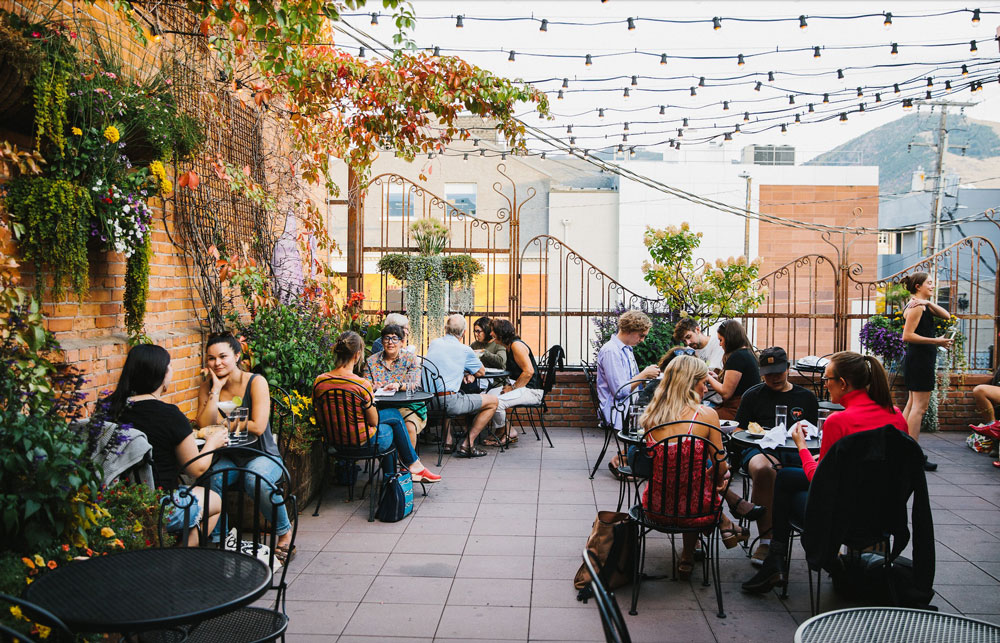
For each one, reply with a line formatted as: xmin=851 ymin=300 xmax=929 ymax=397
xmin=346 ymin=166 xmax=364 ymax=296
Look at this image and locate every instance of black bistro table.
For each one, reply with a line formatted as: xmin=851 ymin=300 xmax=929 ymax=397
xmin=373 ymin=390 xmax=434 ymax=409
xmin=794 ymin=606 xmax=1000 ymax=643
xmin=24 ymin=547 xmax=271 ymax=637
xmin=729 ymin=429 xmax=821 ymax=454
xmin=477 ymin=369 xmax=510 ymax=388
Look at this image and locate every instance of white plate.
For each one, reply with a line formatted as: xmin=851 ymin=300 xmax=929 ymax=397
xmin=195 ymin=438 xmax=206 ymax=447
xmin=484 ymin=368 xmax=506 ymax=374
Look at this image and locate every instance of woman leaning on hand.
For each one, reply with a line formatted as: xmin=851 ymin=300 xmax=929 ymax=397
xmin=196 ymin=333 xmax=295 ymax=561
xmin=899 ymin=272 xmax=953 ymax=472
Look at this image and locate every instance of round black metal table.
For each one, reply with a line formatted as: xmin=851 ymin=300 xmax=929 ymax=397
xmin=373 ymin=390 xmax=434 ymax=408
xmin=478 ymin=369 xmax=510 ymax=387
xmin=729 ymin=429 xmax=821 ymax=454
xmin=794 ymin=607 xmax=1000 ymax=643
xmin=24 ymin=547 xmax=271 ymax=635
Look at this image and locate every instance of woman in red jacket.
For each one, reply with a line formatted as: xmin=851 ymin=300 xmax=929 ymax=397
xmin=742 ymin=351 xmax=907 ymax=593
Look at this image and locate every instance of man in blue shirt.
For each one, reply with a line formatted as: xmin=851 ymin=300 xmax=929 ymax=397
xmin=596 ymin=309 xmax=661 ymax=429
xmin=426 ymin=314 xmax=500 ymax=458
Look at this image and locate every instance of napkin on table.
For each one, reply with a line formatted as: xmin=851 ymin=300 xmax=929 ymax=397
xmin=758 ymin=424 xmax=787 ymax=450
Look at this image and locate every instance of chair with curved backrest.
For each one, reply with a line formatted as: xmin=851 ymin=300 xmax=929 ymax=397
xmin=590 ymin=377 xmax=646 ymax=480
xmin=581 ymin=549 xmax=633 ymax=643
xmin=417 ymin=355 xmax=452 ymax=466
xmin=268 ymin=384 xmax=298 ymax=456
xmin=312 ymin=376 xmax=396 ymax=520
xmin=583 ymin=361 xmax=615 ymax=479
xmin=0 ymin=593 xmax=73 ymax=643
xmin=155 ymin=447 xmax=298 ymax=643
xmin=509 ymin=344 xmax=565 ymax=448
xmin=627 ymin=420 xmax=731 ymax=619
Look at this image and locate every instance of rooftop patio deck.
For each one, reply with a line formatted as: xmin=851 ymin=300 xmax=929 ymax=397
xmin=278 ymin=427 xmax=1000 ymax=642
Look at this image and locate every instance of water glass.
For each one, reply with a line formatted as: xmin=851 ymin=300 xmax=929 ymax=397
xmin=230 ymin=407 xmax=249 ymax=441
xmin=406 ymin=371 xmax=419 ymax=399
xmin=775 ymin=405 xmax=788 ymax=430
xmin=817 ymin=408 xmax=832 ymax=441
xmin=628 ymin=406 xmax=645 ymax=435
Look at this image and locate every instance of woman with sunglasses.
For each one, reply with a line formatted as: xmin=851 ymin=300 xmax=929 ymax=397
xmin=366 ymin=324 xmax=426 ymax=448
xmin=742 ymin=351 xmax=907 ymax=593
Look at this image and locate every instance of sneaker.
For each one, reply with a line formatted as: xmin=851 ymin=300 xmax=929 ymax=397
xmin=751 ymin=543 xmax=769 ymax=567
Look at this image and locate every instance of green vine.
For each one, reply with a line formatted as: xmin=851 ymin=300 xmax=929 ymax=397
xmin=376 ymin=253 xmax=409 ymax=282
xmin=5 ymin=177 xmax=91 ymax=300
xmin=124 ymin=233 xmax=152 ymax=341
xmin=403 ymin=256 xmax=447 ymax=346
xmin=31 ymin=57 xmax=69 ymax=155
xmin=442 ymin=254 xmax=482 ymax=284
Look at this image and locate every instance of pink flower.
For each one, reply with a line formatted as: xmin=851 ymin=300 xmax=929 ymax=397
xmin=31 ymin=31 xmax=40 ymax=37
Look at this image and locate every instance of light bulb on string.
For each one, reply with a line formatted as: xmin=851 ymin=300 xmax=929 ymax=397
xmin=480 ymin=150 xmax=486 ymax=156
xmin=789 ymin=95 xmax=795 ymax=105
xmin=370 ymin=13 xmax=378 ymax=25
xmin=883 ymin=12 xmax=892 ymax=28
xmin=893 ymin=83 xmax=901 ymax=94
xmin=799 ymin=15 xmax=808 ymax=30
xmin=754 ymin=81 xmax=762 ymax=91
xmin=890 ymin=43 xmax=898 ymax=56
xmin=455 ymin=15 xmax=463 ymax=28
xmin=724 ymin=132 xmax=733 ymax=141
xmin=617 ymin=144 xmax=624 ymax=153
xmin=660 ymin=54 xmax=667 ymax=65
xmin=585 ymin=54 xmax=593 ymax=66
xmin=837 ymin=69 xmax=844 ymax=80
xmin=737 ymin=54 xmax=745 ymax=67
xmin=629 ymin=147 xmax=635 ymax=158
xmin=541 ymin=152 xmax=546 ymax=159
xmin=508 ymin=51 xmax=516 ymax=62
xmin=903 ymin=98 xmax=913 ymax=109
xmin=631 ymin=76 xmax=638 ymax=87
xmin=927 ymin=77 xmax=933 ymax=88
xmin=768 ymin=72 xmax=775 ymax=82
xmin=557 ymin=90 xmax=564 ymax=100
xmin=926 ymin=90 xmax=932 ymax=99
xmin=623 ymin=88 xmax=630 ymax=98
xmin=857 ymin=87 xmax=863 ymax=97
xmin=972 ymin=8 xmax=981 ymax=25
xmin=808 ymin=103 xmax=815 ymax=113
xmin=569 ymin=136 xmax=575 ymax=145
xmin=781 ymin=123 xmax=788 ymax=134
xmin=622 ymin=133 xmax=628 ymax=142
xmin=690 ymin=86 xmax=697 ymax=97
xmin=743 ymin=111 xmax=750 ymax=122
xmin=823 ymin=93 xmax=830 ymax=103
xmin=945 ymin=80 xmax=952 ymax=92
xmin=682 ymin=117 xmax=689 ymax=128
xmin=859 ymin=102 xmax=866 ymax=112
xmin=962 ymin=64 xmax=969 ymax=76
xmin=539 ymin=19 xmax=548 ymax=32
xmin=433 ymin=46 xmax=440 ymax=57
xmin=875 ymin=93 xmax=882 ymax=102
xmin=659 ymin=105 xmax=665 ymax=115
xmin=566 ymin=125 xmax=573 ymax=134
xmin=794 ymin=113 xmax=801 ymax=123
xmin=598 ymin=108 xmax=605 ymax=118
xmin=723 ymin=101 xmax=730 ymax=110
xmin=677 ymin=128 xmax=683 ymax=138
xmin=970 ymin=40 xmax=978 ymax=54
xmin=735 ymin=123 xmax=741 ymax=133
xmin=463 ymin=153 xmax=468 ymax=161
xmin=358 ymin=46 xmax=365 ymax=58
xmin=699 ymin=77 xmax=706 ymax=87
xmin=813 ymin=46 xmax=821 ymax=58
xmin=562 ymin=78 xmax=569 ymax=88
xmin=712 ymin=17 xmax=722 ymax=30
xmin=473 ymin=138 xmax=479 ymax=146
xmin=627 ymin=17 xmax=636 ymax=31
xmin=623 ymin=122 xmax=630 ymax=131
xmin=840 ymin=112 xmax=848 ymax=123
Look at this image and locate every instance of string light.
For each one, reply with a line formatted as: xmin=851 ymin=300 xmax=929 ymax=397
xmin=455 ymin=15 xmax=463 ymax=28
xmin=699 ymin=77 xmax=706 ymax=87
xmin=598 ymin=108 xmax=605 ymax=118
xmin=433 ymin=46 xmax=440 ymax=57
xmin=562 ymin=78 xmax=569 ymax=88
xmin=723 ymin=100 xmax=730 ymax=110
xmin=370 ymin=12 xmax=378 ymax=25
xmin=629 ymin=146 xmax=636 ymax=158
xmin=737 ymin=53 xmax=745 ymax=66
xmin=883 ymin=12 xmax=892 ymax=28
xmin=539 ymin=19 xmax=548 ymax=32
xmin=856 ymin=87 xmax=863 ymax=97
xmin=508 ymin=50 xmax=516 ymax=62
xmin=659 ymin=105 xmax=665 ymax=115
xmin=926 ymin=77 xmax=933 ymax=87
xmin=875 ymin=92 xmax=882 ymax=102
xmin=624 ymin=122 xmax=630 ymax=131
xmin=557 ymin=90 xmax=564 ymax=99
xmin=631 ymin=76 xmax=638 ymax=86
xmin=903 ymin=98 xmax=913 ymax=109
xmin=627 ymin=17 xmax=636 ymax=31
xmin=712 ymin=17 xmax=722 ymax=30
xmin=660 ymin=53 xmax=668 ymax=65
xmin=781 ymin=123 xmax=788 ymax=134
xmin=794 ymin=113 xmax=801 ymax=123
xmin=690 ymin=86 xmax=697 ymax=96
xmin=893 ymin=83 xmax=901 ymax=93
xmin=682 ymin=117 xmax=689 ymax=127
xmin=569 ymin=136 xmax=576 ymax=144
xmin=724 ymin=132 xmax=733 ymax=141
xmin=617 ymin=144 xmax=624 ymax=153
xmin=768 ymin=72 xmax=775 ymax=82
xmin=859 ymin=102 xmax=866 ymax=112
xmin=541 ymin=152 xmax=546 ymax=159
xmin=823 ymin=93 xmax=830 ymax=103
xmin=813 ymin=46 xmax=821 ymax=58
xmin=734 ymin=123 xmax=742 ymax=133
xmin=799 ymin=15 xmax=808 ymax=29
xmin=808 ymin=103 xmax=815 ymax=113
xmin=480 ymin=149 xmax=486 ymax=156
xmin=677 ymin=128 xmax=683 ymax=138
xmin=970 ymin=40 xmax=978 ymax=54
xmin=925 ymin=90 xmax=932 ymax=99
xmin=962 ymin=64 xmax=969 ymax=76
xmin=623 ymin=88 xmax=630 ymax=98
xmin=789 ymin=95 xmax=795 ymax=104
xmin=945 ymin=80 xmax=952 ymax=91
xmin=743 ymin=111 xmax=750 ymax=122
xmin=837 ymin=69 xmax=844 ymax=79
xmin=890 ymin=43 xmax=898 ymax=56
xmin=972 ymin=8 xmax=981 ymax=25
xmin=839 ymin=112 xmax=848 ymax=123
xmin=358 ymin=46 xmax=365 ymax=57
xmin=463 ymin=153 xmax=468 ymax=161
xmin=754 ymin=81 xmax=762 ymax=91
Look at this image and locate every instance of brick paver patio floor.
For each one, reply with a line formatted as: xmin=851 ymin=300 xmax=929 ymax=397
xmin=279 ymin=427 xmax=1000 ymax=642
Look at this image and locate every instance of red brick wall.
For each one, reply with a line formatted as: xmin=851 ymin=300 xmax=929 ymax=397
xmin=542 ymin=371 xmax=989 ymax=433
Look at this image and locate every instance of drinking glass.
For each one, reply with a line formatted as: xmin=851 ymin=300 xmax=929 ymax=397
xmin=231 ymin=407 xmax=249 ymax=441
xmin=628 ymin=406 xmax=645 ymax=435
xmin=406 ymin=370 xmax=419 ymax=399
xmin=775 ymin=405 xmax=788 ymax=430
xmin=817 ymin=408 xmax=832 ymax=441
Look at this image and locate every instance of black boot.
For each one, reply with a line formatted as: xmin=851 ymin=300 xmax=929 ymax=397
xmin=741 ymin=540 xmax=787 ymax=594
xmin=923 ymin=455 xmax=938 ymax=472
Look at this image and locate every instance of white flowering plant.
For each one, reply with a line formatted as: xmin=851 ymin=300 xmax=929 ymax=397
xmin=89 ymin=171 xmax=153 ymax=258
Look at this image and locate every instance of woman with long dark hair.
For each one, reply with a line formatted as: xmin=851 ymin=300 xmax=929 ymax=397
xmin=471 ymin=317 xmax=507 ymax=369
xmin=107 ymin=345 xmax=223 ymax=545
xmin=196 ymin=333 xmax=294 ymax=559
xmin=705 ymin=319 xmax=759 ymax=420
xmin=742 ymin=351 xmax=908 ymax=593
xmin=482 ymin=319 xmax=543 ymax=446
xmin=899 ymin=272 xmax=953 ymax=471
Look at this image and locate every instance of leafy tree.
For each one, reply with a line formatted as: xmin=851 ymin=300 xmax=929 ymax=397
xmin=641 ymin=223 xmax=766 ymax=328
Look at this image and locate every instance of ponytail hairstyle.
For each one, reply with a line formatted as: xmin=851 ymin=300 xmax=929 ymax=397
xmin=717 ymin=318 xmax=751 ymax=361
xmin=901 ymin=272 xmax=929 ymax=295
xmin=828 ymin=351 xmax=894 ymax=411
xmin=105 ymin=344 xmax=171 ymax=420
xmin=333 ymin=331 xmax=365 ymax=369
xmin=206 ymin=332 xmax=242 ymax=356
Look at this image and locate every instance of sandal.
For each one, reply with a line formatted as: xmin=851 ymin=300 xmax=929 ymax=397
xmin=455 ymin=446 xmax=488 ymax=458
xmin=274 ymin=544 xmax=296 ymax=564
xmin=442 ymin=444 xmax=456 ymax=454
xmin=482 ymin=434 xmax=510 ymax=447
xmin=728 ymin=498 xmax=766 ymax=521
xmin=720 ymin=525 xmax=751 ymax=549
xmin=677 ymin=556 xmax=694 ymax=581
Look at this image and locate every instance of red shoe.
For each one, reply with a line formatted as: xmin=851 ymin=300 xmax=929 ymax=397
xmin=411 ymin=468 xmax=441 ymax=483
xmin=992 ymin=461 xmax=1000 ymax=469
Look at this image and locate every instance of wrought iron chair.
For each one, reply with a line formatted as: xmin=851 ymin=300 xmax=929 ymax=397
xmin=312 ymin=376 xmax=395 ymax=520
xmin=0 ymin=593 xmax=73 ymax=642
xmin=581 ymin=549 xmax=633 ymax=643
xmin=155 ymin=447 xmax=298 ymax=643
xmin=509 ymin=344 xmax=564 ymax=448
xmin=583 ymin=361 xmax=616 ymax=479
xmin=627 ymin=421 xmax=731 ymax=619
xmin=269 ymin=384 xmax=298 ymax=457
xmin=419 ymin=355 xmax=486 ymax=463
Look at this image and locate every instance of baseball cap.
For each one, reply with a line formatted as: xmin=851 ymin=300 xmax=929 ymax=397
xmin=758 ymin=347 xmax=789 ymax=375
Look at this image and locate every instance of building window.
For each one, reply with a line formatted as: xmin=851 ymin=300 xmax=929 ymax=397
xmin=386 ymin=184 xmax=415 ymax=219
xmin=445 ymin=183 xmax=477 ymax=216
xmin=918 ymin=230 xmax=929 ymax=256
xmin=892 ymin=233 xmax=902 ymax=254
xmin=878 ymin=232 xmax=890 ymax=255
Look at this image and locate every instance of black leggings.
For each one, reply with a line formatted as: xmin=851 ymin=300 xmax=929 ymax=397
xmin=772 ymin=467 xmax=810 ymax=544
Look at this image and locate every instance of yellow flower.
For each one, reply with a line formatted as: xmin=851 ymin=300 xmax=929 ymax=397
xmin=134 ymin=520 xmax=144 ymax=532
xmin=149 ymin=160 xmax=167 ymax=182
xmin=25 ymin=577 xmax=33 ymax=585
xmin=9 ymin=606 xmax=23 ymax=620
xmin=160 ymin=179 xmax=173 ymax=194
xmin=103 ymin=126 xmax=120 ymax=143
xmin=71 ymin=126 xmax=83 ymax=136
xmin=33 ymin=555 xmax=44 ymax=567
xmin=37 ymin=624 xmax=51 ymax=639
xmin=101 ymin=527 xmax=115 ymax=538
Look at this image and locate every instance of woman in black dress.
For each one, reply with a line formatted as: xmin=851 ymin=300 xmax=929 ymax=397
xmin=706 ymin=319 xmax=760 ymax=421
xmin=900 ymin=272 xmax=953 ymax=471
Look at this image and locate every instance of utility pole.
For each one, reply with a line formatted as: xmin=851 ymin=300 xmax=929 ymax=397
xmin=911 ymin=100 xmax=974 ymax=295
xmin=738 ymin=171 xmax=751 ymax=258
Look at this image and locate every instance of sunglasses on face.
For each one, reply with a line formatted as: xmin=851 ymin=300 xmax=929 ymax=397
xmin=671 ymin=347 xmax=696 ymax=357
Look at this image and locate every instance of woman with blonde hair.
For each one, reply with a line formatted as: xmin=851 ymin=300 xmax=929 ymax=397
xmin=638 ymin=355 xmax=749 ymax=579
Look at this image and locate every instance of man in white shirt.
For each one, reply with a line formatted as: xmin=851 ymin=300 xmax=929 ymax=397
xmin=673 ymin=318 xmax=724 ymax=372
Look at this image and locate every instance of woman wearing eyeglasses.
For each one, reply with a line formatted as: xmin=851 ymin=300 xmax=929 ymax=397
xmin=471 ymin=317 xmax=507 ymax=370
xmin=742 ymin=351 xmax=907 ymax=594
xmin=366 ymin=324 xmax=427 ymax=448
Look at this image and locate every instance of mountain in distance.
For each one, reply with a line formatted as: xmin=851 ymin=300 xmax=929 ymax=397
xmin=805 ymin=113 xmax=1000 ymax=196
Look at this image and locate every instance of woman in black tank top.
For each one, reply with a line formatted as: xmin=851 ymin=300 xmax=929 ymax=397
xmin=484 ymin=320 xmax=545 ymax=445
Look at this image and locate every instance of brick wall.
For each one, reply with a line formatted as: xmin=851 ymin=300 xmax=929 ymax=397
xmin=542 ymin=371 xmax=990 ymax=433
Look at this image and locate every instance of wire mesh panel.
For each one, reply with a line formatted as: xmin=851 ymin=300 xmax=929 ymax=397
xmin=795 ymin=607 xmax=1000 ymax=643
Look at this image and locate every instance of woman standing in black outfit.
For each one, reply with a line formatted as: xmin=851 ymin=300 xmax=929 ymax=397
xmin=900 ymin=272 xmax=953 ymax=471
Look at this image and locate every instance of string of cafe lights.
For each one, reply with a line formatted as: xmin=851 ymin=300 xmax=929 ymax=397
xmin=334 ymin=13 xmax=996 ymax=236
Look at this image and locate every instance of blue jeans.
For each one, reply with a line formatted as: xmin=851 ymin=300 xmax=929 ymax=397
xmin=376 ymin=408 xmax=419 ymax=468
xmin=209 ymin=453 xmax=292 ymax=540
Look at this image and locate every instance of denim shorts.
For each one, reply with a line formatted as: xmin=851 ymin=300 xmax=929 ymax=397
xmin=163 ymin=487 xmax=202 ymax=531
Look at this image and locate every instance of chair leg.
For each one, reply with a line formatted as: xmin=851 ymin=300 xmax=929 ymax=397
xmin=711 ymin=529 xmax=726 ymax=618
xmin=590 ymin=429 xmax=614 ymax=479
xmin=367 ymin=466 xmax=379 ymax=522
xmin=313 ymin=454 xmax=330 ymax=516
xmin=536 ymin=409 xmax=554 ymax=448
xmin=781 ymin=532 xmax=794 ymax=600
xmin=629 ymin=526 xmax=645 ymax=615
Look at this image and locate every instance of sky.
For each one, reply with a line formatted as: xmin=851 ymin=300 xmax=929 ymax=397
xmin=344 ymin=1 xmax=1000 ymax=162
